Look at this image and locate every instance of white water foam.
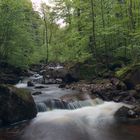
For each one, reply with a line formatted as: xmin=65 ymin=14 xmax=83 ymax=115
xmin=15 ymin=83 xmax=27 ymax=88
xmin=22 ymin=102 xmax=127 ymax=140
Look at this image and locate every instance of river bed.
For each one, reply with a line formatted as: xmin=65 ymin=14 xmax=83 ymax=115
xmin=21 ymin=102 xmax=140 ymax=140
xmin=1 ymin=74 xmax=140 ymax=140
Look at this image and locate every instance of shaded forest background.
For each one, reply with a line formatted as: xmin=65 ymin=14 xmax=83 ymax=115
xmin=0 ymin=0 xmax=140 ymax=69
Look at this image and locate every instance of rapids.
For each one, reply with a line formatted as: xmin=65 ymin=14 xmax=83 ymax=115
xmin=21 ymin=102 xmax=140 ymax=140
xmin=14 ymin=69 xmax=140 ymax=140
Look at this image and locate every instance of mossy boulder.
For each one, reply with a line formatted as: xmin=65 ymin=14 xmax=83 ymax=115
xmin=108 ymin=61 xmax=124 ymax=71
xmin=43 ymin=66 xmax=78 ymax=84
xmin=115 ymin=106 xmax=140 ymax=124
xmin=0 ymin=62 xmax=28 ymax=84
xmin=135 ymin=84 xmax=140 ymax=92
xmin=0 ymin=84 xmax=37 ymax=126
xmin=68 ymin=62 xmax=96 ymax=80
xmin=116 ymin=64 xmax=140 ymax=89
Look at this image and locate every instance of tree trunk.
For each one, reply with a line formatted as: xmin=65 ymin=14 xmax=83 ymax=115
xmin=90 ymin=0 xmax=97 ymax=59
xmin=43 ymin=10 xmax=49 ymax=63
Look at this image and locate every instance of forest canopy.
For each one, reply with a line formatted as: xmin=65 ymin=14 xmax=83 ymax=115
xmin=0 ymin=0 xmax=140 ymax=68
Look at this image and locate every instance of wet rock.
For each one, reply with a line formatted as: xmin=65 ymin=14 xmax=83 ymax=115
xmin=0 ymin=121 xmax=29 ymax=140
xmin=56 ymin=78 xmax=63 ymax=84
xmin=59 ymin=84 xmax=66 ymax=88
xmin=67 ymin=62 xmax=95 ymax=80
xmin=115 ymin=106 xmax=140 ymax=124
xmin=62 ymin=73 xmax=78 ymax=84
xmin=0 ymin=62 xmax=28 ymax=84
xmin=135 ymin=84 xmax=140 ymax=92
xmin=122 ymin=96 xmax=136 ymax=104
xmin=102 ymin=71 xmax=114 ymax=78
xmin=109 ymin=61 xmax=123 ymax=71
xmin=39 ymin=69 xmax=46 ymax=75
xmin=35 ymin=86 xmax=46 ymax=89
xmin=27 ymin=81 xmax=34 ymax=87
xmin=29 ymin=64 xmax=44 ymax=73
xmin=32 ymin=92 xmax=42 ymax=96
xmin=115 ymin=106 xmax=132 ymax=121
xmin=44 ymin=78 xmax=57 ymax=84
xmin=0 ymin=84 xmax=37 ymax=125
xmin=42 ymin=64 xmax=79 ymax=84
xmin=128 ymin=90 xmax=138 ymax=97
xmin=66 ymin=78 xmax=140 ymax=103
xmin=116 ymin=64 xmax=140 ymax=89
xmin=90 ymin=79 xmax=116 ymax=95
xmin=44 ymin=78 xmax=63 ymax=84
xmin=30 ymin=74 xmax=43 ymax=84
xmin=27 ymin=70 xmax=36 ymax=76
xmin=128 ymin=109 xmax=136 ymax=117
xmin=0 ymin=73 xmax=21 ymax=85
xmin=110 ymin=78 xmax=127 ymax=90
xmin=43 ymin=67 xmax=66 ymax=79
xmin=0 ymin=120 xmax=2 ymax=127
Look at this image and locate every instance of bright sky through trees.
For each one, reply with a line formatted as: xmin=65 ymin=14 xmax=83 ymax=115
xmin=31 ymin=0 xmax=65 ymax=27
xmin=31 ymin=0 xmax=52 ymax=11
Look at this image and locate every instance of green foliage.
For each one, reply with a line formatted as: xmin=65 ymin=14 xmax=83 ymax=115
xmin=1 ymin=0 xmax=140 ymax=68
xmin=115 ymin=63 xmax=140 ymax=79
xmin=0 ymin=0 xmax=44 ymax=68
xmin=115 ymin=66 xmax=130 ymax=78
xmin=48 ymin=0 xmax=140 ymax=65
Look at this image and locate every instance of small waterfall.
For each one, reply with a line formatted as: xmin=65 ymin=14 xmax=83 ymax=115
xmin=36 ymin=103 xmax=49 ymax=112
xmin=22 ymin=102 xmax=134 ymax=140
xmin=35 ymin=98 xmax=103 ymax=112
xmin=30 ymin=74 xmax=43 ymax=84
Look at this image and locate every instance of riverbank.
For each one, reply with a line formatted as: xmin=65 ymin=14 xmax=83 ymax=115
xmin=1 ymin=62 xmax=140 ymax=140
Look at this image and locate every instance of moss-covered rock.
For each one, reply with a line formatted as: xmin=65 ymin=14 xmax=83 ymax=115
xmin=0 ymin=62 xmax=28 ymax=84
xmin=108 ymin=61 xmax=124 ymax=71
xmin=68 ymin=62 xmax=97 ymax=80
xmin=0 ymin=84 xmax=37 ymax=126
xmin=135 ymin=84 xmax=140 ymax=92
xmin=116 ymin=64 xmax=140 ymax=89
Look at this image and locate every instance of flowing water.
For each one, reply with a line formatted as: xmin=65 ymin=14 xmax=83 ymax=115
xmin=21 ymin=102 xmax=140 ymax=140
xmin=16 ymin=80 xmax=83 ymax=112
xmin=13 ymin=73 xmax=140 ymax=140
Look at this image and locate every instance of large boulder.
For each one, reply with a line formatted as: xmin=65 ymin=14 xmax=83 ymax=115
xmin=43 ymin=66 xmax=78 ymax=84
xmin=115 ymin=106 xmax=140 ymax=124
xmin=0 ymin=85 xmax=37 ymax=126
xmin=0 ymin=62 xmax=28 ymax=84
xmin=0 ymin=71 xmax=21 ymax=85
xmin=116 ymin=64 xmax=140 ymax=89
xmin=27 ymin=81 xmax=35 ymax=87
xmin=68 ymin=62 xmax=96 ymax=80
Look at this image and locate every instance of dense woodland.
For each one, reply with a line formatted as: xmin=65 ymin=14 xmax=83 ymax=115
xmin=0 ymin=0 xmax=140 ymax=68
xmin=1 ymin=1 xmax=140 ymax=139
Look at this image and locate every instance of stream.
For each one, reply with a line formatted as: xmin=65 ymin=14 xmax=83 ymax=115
xmin=2 ymin=67 xmax=140 ymax=140
xmin=21 ymin=102 xmax=140 ymax=140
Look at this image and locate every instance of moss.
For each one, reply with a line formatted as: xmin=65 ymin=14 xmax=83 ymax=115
xmin=0 ymin=84 xmax=31 ymax=102
xmin=0 ymin=84 xmax=37 ymax=125
xmin=115 ymin=63 xmax=140 ymax=79
xmin=115 ymin=67 xmax=130 ymax=78
xmin=14 ymin=88 xmax=32 ymax=102
xmin=78 ymin=64 xmax=96 ymax=80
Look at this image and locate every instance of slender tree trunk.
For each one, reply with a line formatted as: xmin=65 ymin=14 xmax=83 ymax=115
xmin=43 ymin=10 xmax=49 ymax=63
xmin=66 ymin=5 xmax=71 ymax=26
xmin=48 ymin=25 xmax=53 ymax=44
xmin=90 ymin=0 xmax=97 ymax=59
xmin=100 ymin=0 xmax=109 ymax=67
xmin=129 ymin=0 xmax=135 ymax=30
xmin=77 ymin=8 xmax=82 ymax=33
xmin=128 ymin=0 xmax=135 ymax=60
